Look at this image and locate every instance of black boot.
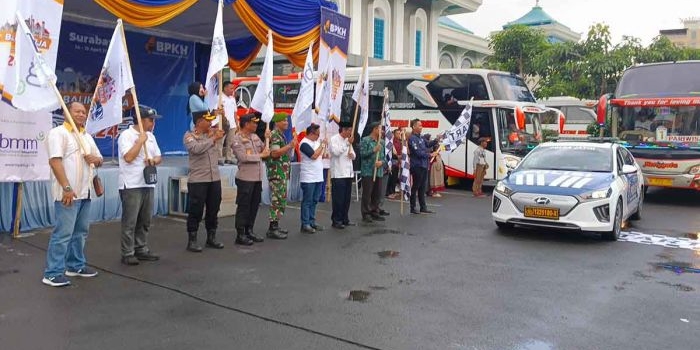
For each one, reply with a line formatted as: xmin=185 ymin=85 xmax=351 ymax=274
xmin=246 ymin=226 xmax=264 ymax=243
xmin=275 ymin=221 xmax=289 ymax=234
xmin=206 ymin=230 xmax=224 ymax=249
xmin=186 ymin=231 xmax=202 ymax=252
xmin=266 ymin=221 xmax=287 ymax=240
xmin=235 ymin=228 xmax=253 ymax=246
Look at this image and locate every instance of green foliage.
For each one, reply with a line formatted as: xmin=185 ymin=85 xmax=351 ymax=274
xmin=487 ymin=23 xmax=700 ymax=100
xmin=541 ymin=128 xmax=559 ymax=141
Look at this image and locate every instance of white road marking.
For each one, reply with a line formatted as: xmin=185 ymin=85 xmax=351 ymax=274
xmin=620 ymin=231 xmax=700 ymax=251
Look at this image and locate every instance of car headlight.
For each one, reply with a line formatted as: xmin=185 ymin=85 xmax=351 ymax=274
xmin=503 ymin=155 xmax=520 ymax=169
xmin=689 ymin=165 xmax=700 ymax=175
xmin=579 ymin=188 xmax=612 ymax=201
xmin=495 ymin=181 xmax=514 ymax=196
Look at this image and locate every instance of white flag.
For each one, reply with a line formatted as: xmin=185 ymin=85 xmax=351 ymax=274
xmin=8 ymin=11 xmax=58 ymax=112
xmin=86 ymin=20 xmax=135 ymax=135
xmin=292 ymin=42 xmax=314 ymax=131
xmin=205 ymin=0 xmax=229 ymax=112
xmin=250 ymin=31 xmax=274 ymax=123
xmin=352 ymin=65 xmax=369 ymax=135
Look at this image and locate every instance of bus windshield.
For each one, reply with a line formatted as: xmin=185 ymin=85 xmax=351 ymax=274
xmin=617 ymin=106 xmax=700 ymax=145
xmin=493 ymin=108 xmax=542 ymax=155
xmin=488 ymin=73 xmax=536 ymax=103
xmin=616 ymin=63 xmax=700 ymax=98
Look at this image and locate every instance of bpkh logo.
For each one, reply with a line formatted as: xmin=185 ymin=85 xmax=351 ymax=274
xmin=0 ymin=133 xmax=40 ymax=150
xmin=323 ymin=20 xmax=348 ymax=39
xmin=145 ymin=36 xmax=189 ymax=57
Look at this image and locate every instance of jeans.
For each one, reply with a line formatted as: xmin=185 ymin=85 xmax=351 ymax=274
xmin=301 ymin=181 xmax=323 ymax=226
xmin=120 ymin=188 xmax=154 ymax=257
xmin=331 ymin=177 xmax=352 ymax=224
xmin=235 ymin=179 xmax=262 ymax=230
xmin=44 ymin=199 xmax=91 ymax=278
xmin=361 ymin=176 xmax=383 ymax=216
xmin=187 ymin=181 xmax=221 ymax=233
xmin=410 ymin=167 xmax=428 ymax=211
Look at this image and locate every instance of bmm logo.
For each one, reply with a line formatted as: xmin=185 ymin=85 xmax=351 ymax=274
xmin=0 ymin=133 xmax=39 ymax=150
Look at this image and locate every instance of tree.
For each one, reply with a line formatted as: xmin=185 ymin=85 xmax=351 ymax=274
xmin=487 ymin=25 xmax=550 ymax=76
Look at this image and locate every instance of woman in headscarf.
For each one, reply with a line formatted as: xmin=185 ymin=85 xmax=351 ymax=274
xmin=187 ymin=82 xmax=207 ymax=130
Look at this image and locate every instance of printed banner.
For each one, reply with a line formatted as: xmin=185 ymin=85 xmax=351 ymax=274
xmin=0 ymin=0 xmax=63 ymax=182
xmin=319 ymin=7 xmax=350 ymax=132
xmin=55 ymin=21 xmax=195 ymax=156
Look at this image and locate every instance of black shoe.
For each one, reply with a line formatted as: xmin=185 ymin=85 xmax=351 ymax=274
xmin=235 ymin=229 xmax=254 ymax=246
xmin=121 ymin=255 xmax=140 ymax=266
xmin=134 ymin=252 xmax=160 ymax=261
xmin=186 ymin=231 xmax=202 ymax=252
xmin=362 ymin=216 xmax=374 ymax=223
xmin=332 ymin=222 xmax=345 ymax=229
xmin=370 ymin=214 xmax=385 ymax=221
xmin=301 ymin=225 xmax=316 ymax=234
xmin=266 ymin=230 xmax=288 ymax=239
xmin=378 ymin=210 xmax=390 ymax=216
xmin=410 ymin=209 xmax=420 ymax=214
xmin=206 ymin=231 xmax=225 ymax=249
xmin=218 ymin=160 xmax=225 ymax=166
xmin=342 ymin=221 xmax=357 ymax=226
xmin=268 ymin=221 xmax=289 ymax=235
xmin=246 ymin=227 xmax=264 ymax=243
xmin=311 ymin=224 xmax=325 ymax=231
xmin=420 ymin=209 xmax=435 ymax=214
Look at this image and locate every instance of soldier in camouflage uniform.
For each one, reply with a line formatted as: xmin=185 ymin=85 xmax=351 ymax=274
xmin=265 ymin=113 xmax=297 ymax=239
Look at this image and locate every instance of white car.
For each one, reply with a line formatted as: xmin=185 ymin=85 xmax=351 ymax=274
xmin=492 ymin=140 xmax=644 ymax=240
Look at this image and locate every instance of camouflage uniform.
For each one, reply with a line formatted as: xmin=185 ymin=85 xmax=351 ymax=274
xmin=266 ymin=129 xmax=291 ymax=222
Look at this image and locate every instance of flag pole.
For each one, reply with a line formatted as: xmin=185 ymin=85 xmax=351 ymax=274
xmin=400 ymin=131 xmax=405 ymax=217
xmin=118 ymin=20 xmax=149 ymax=160
xmin=350 ymin=55 xmax=367 ymax=135
xmin=372 ymin=88 xmax=388 ymax=181
xmin=264 ymin=30 xmax=272 ymax=149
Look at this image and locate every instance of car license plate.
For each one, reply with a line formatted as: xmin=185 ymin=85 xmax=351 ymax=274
xmin=648 ymin=177 xmax=673 ymax=187
xmin=524 ymin=206 xmax=560 ymax=220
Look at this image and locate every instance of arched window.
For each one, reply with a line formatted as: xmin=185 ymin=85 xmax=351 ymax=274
xmin=411 ymin=8 xmax=427 ymax=67
xmin=461 ymin=57 xmax=473 ymax=69
xmin=440 ymin=53 xmax=454 ymax=68
xmin=372 ymin=0 xmax=391 ymax=60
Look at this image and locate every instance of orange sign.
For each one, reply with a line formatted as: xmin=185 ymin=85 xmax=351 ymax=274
xmin=643 ymin=161 xmax=679 ymax=169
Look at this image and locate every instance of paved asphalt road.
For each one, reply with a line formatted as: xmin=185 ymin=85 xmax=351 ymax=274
xmin=0 ymin=186 xmax=698 ymax=350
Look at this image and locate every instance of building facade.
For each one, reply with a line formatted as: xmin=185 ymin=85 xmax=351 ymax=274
xmin=660 ymin=18 xmax=700 ymax=49
xmin=495 ymin=2 xmax=580 ymax=43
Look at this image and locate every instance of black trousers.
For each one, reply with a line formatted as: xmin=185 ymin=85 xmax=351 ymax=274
xmin=386 ymin=165 xmax=399 ymax=196
xmin=235 ymin=179 xmax=262 ymax=230
xmin=410 ymin=167 xmax=428 ymax=211
xmin=187 ymin=181 xmax=221 ymax=233
xmin=361 ymin=176 xmax=382 ymax=216
xmin=331 ymin=177 xmax=352 ymax=224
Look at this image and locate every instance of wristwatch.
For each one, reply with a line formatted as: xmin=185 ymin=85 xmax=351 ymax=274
xmin=63 ymin=185 xmax=72 ymax=192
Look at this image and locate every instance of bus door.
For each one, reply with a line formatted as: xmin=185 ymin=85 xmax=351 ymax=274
xmin=464 ymin=108 xmax=495 ymax=180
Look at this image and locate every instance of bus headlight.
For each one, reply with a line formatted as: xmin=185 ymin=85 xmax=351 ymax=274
xmin=689 ymin=165 xmax=700 ymax=175
xmin=579 ymin=188 xmax=612 ymax=201
xmin=495 ymin=181 xmax=514 ymax=196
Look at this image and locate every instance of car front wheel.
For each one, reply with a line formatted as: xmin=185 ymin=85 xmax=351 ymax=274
xmin=602 ymin=199 xmax=623 ymax=241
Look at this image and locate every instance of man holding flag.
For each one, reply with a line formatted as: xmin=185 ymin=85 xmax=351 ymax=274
xmin=408 ymin=119 xmax=440 ymax=215
xmin=205 ymin=0 xmax=229 ymax=163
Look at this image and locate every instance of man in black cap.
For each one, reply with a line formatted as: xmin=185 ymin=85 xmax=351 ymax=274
xmin=359 ymin=122 xmax=387 ymax=223
xmin=183 ymin=110 xmax=226 ymax=252
xmin=329 ymin=121 xmax=356 ymax=229
xmin=117 ymin=106 xmax=163 ymax=265
xmin=231 ymin=113 xmax=270 ymax=245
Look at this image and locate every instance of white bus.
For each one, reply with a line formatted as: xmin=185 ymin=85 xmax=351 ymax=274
xmin=234 ymin=66 xmax=549 ymax=182
xmin=538 ymin=96 xmax=597 ymax=136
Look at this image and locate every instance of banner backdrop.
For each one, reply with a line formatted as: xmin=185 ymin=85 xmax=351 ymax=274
xmin=54 ymin=21 xmax=195 ymax=156
xmin=318 ymin=7 xmax=350 ymax=134
xmin=0 ymin=0 xmax=63 ymax=182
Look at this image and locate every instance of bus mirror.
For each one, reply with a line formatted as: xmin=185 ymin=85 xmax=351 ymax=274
xmin=597 ymin=94 xmax=609 ymax=124
xmin=515 ymin=106 xmax=526 ymax=130
xmin=558 ymin=112 xmax=566 ymax=134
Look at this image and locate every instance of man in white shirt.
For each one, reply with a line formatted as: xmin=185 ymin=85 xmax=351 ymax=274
xmin=299 ymin=123 xmax=327 ymax=233
xmin=117 ymin=106 xmax=163 ymax=266
xmin=43 ymin=102 xmax=103 ymax=287
xmin=221 ymin=81 xmax=238 ymax=164
xmin=329 ymin=121 xmax=356 ymax=229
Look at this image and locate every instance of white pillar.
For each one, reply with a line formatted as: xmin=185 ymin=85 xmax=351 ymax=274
xmin=428 ymin=2 xmax=446 ymax=69
xmin=349 ymin=0 xmax=364 ymax=56
xmin=393 ymin=0 xmax=406 ymax=63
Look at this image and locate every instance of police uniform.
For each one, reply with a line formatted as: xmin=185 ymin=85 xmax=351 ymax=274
xmin=231 ymin=114 xmax=266 ymax=245
xmin=265 ymin=113 xmax=292 ymax=239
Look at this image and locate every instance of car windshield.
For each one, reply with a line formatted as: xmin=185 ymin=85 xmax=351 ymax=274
xmin=519 ymin=145 xmax=612 ymax=172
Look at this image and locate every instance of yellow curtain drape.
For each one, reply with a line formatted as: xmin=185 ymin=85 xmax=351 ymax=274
xmin=228 ymin=43 xmax=262 ymax=73
xmin=232 ymin=0 xmax=319 ymax=69
xmin=94 ymin=0 xmax=198 ymax=27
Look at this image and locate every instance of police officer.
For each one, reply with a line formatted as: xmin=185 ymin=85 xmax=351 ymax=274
xmin=265 ymin=113 xmax=297 ymax=239
xmin=183 ymin=110 xmax=226 ymax=252
xmin=231 ymin=113 xmax=270 ymax=245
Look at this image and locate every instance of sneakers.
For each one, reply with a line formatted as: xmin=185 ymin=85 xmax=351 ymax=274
xmin=310 ymin=224 xmax=325 ymax=231
xmin=65 ymin=267 xmax=99 ymax=278
xmin=301 ymin=225 xmax=316 ymax=234
xmin=42 ymin=275 xmax=71 ymax=287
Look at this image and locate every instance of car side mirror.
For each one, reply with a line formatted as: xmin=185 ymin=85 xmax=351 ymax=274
xmin=621 ymin=164 xmax=637 ymax=174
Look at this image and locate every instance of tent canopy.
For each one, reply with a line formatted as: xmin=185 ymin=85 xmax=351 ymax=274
xmin=63 ymin=0 xmax=337 ymax=72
